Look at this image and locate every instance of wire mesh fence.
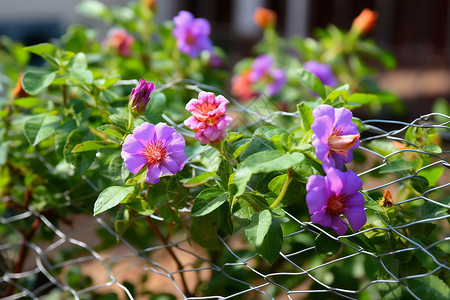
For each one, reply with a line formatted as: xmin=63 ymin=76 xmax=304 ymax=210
xmin=1 ymin=88 xmax=449 ymax=299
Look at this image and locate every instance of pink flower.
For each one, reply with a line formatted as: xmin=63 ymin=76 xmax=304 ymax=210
xmin=129 ymin=79 xmax=156 ymax=115
xmin=121 ymin=122 xmax=186 ymax=184
xmin=184 ymin=91 xmax=233 ymax=144
xmin=306 ymin=168 xmax=366 ymax=235
xmin=103 ymin=29 xmax=134 ymax=57
xmin=312 ymin=105 xmax=360 ymax=171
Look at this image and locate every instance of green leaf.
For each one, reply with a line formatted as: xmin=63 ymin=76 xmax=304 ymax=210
xmin=127 ymin=200 xmax=154 ymax=216
xmin=69 ymin=52 xmax=88 ymax=69
xmin=421 ymin=196 xmax=449 ymax=219
xmin=64 ymin=129 xmax=86 ymax=164
xmin=298 ymin=68 xmax=326 ymax=99
xmin=76 ymin=0 xmax=110 ymax=19
xmin=72 ymin=141 xmax=119 ymax=152
xmin=253 ymin=126 xmax=289 ymax=140
xmin=297 ymin=102 xmax=314 ymax=131
xmin=325 ymin=90 xmax=349 ymax=103
xmin=407 ymin=275 xmax=450 ymax=299
xmin=55 ymin=120 xmax=78 ymax=157
xmin=181 ymin=171 xmax=216 ymax=186
xmin=232 ymin=150 xmax=304 ymax=199
xmin=93 ymin=186 xmax=134 ymax=215
xmin=379 ymin=159 xmax=413 ymax=174
xmin=245 ymin=210 xmax=272 ymax=246
xmin=13 ymin=97 xmax=45 ymax=108
xmin=418 ymin=167 xmax=444 ymax=186
xmin=0 ymin=142 xmax=8 ymax=166
xmin=217 ymin=159 xmax=233 ymax=189
xmin=367 ymin=140 xmax=398 ymax=156
xmin=422 ymin=144 xmax=442 ymax=154
xmin=244 ymin=210 xmax=283 ymax=265
xmin=25 ymin=43 xmax=57 ymax=58
xmin=24 ymin=113 xmax=61 ymax=146
xmin=218 ymin=202 xmax=233 ymax=235
xmin=410 ymin=176 xmax=429 ymax=194
xmin=143 ymin=92 xmax=166 ymax=124
xmin=191 ymin=188 xmax=228 ymax=217
xmin=69 ymin=68 xmax=93 ymax=85
xmin=22 ymin=70 xmax=56 ymax=95
xmin=315 ymin=231 xmax=341 ymax=257
xmin=191 ymin=213 xmax=221 ymax=250
xmin=114 ymin=206 xmax=131 ymax=236
xmin=97 ymin=124 xmax=125 ymax=143
xmin=347 ymin=93 xmax=378 ymax=105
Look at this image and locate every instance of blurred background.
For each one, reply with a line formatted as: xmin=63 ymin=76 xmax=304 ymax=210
xmin=1 ymin=0 xmax=449 ymax=118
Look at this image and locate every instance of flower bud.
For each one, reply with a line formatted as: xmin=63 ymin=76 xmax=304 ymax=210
xmin=380 ymin=189 xmax=394 ymax=208
xmin=351 ymin=8 xmax=378 ymax=35
xmin=129 ymin=79 xmax=156 ymax=115
xmin=143 ymin=0 xmax=157 ymax=11
xmin=253 ymin=7 xmax=276 ymax=29
xmin=11 ymin=73 xmax=29 ymax=99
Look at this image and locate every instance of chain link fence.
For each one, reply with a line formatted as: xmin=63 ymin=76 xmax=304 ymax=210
xmin=1 ymin=87 xmax=449 ymax=299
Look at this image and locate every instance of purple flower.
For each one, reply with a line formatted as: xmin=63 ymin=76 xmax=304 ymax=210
xmin=121 ymin=122 xmax=186 ymax=184
xmin=129 ymin=79 xmax=156 ymax=115
xmin=184 ymin=91 xmax=233 ymax=144
xmin=312 ymin=105 xmax=360 ymax=171
xmin=304 ymin=60 xmax=337 ymax=87
xmin=249 ymin=55 xmax=286 ymax=97
xmin=306 ymin=168 xmax=366 ymax=235
xmin=172 ymin=11 xmax=213 ymax=58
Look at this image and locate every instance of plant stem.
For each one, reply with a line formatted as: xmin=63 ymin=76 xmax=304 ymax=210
xmin=145 ymin=217 xmax=192 ymax=297
xmin=269 ymin=168 xmax=292 ymax=211
xmin=62 ymin=84 xmax=67 ymax=106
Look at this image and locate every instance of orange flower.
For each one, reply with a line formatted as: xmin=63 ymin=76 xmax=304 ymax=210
xmin=253 ymin=7 xmax=276 ymax=29
xmin=352 ymin=8 xmax=378 ymax=34
xmin=11 ymin=73 xmax=29 ymax=99
xmin=231 ymin=70 xmax=256 ymax=101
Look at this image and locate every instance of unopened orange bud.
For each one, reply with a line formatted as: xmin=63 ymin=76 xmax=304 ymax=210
xmin=380 ymin=189 xmax=394 ymax=208
xmin=143 ymin=0 xmax=157 ymax=11
xmin=11 ymin=73 xmax=28 ymax=99
xmin=352 ymin=8 xmax=378 ymax=35
xmin=253 ymin=7 xmax=276 ymax=29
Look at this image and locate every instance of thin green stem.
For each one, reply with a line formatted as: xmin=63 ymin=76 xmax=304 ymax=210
xmin=269 ymin=168 xmax=292 ymax=211
xmin=127 ymin=108 xmax=134 ymax=132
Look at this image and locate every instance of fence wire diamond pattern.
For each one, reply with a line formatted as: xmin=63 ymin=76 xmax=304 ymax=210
xmin=1 ymin=93 xmax=449 ymax=299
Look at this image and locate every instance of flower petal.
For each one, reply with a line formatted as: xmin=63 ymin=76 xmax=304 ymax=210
xmin=166 ymin=131 xmax=186 ymax=153
xmin=122 ymin=134 xmax=144 ymax=155
xmin=306 ymin=175 xmax=329 ymax=214
xmin=133 ymin=122 xmax=156 ymax=145
xmin=343 ymin=204 xmax=367 ymax=232
xmin=146 ymin=164 xmax=162 ymax=184
xmin=330 ymin=215 xmax=348 ymax=235
xmin=311 ymin=208 xmax=332 ymax=227
xmin=311 ymin=115 xmax=334 ymax=144
xmin=341 ymin=170 xmax=363 ymax=196
xmin=162 ymin=156 xmax=181 ymax=174
xmin=170 ymin=150 xmax=187 ymax=170
xmin=334 ymin=107 xmax=353 ymax=129
xmin=122 ymin=152 xmax=146 ymax=174
xmin=325 ymin=168 xmax=344 ymax=196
